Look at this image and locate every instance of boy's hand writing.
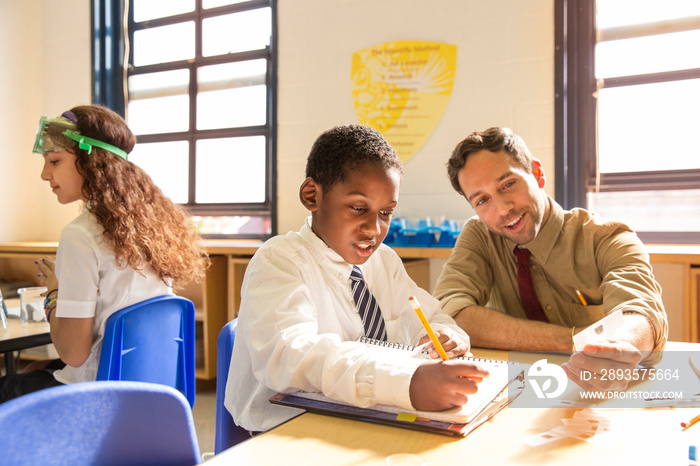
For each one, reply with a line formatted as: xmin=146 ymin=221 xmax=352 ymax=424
xmin=409 ymin=359 xmax=489 ymax=411
xmin=418 ymin=328 xmax=470 ymax=359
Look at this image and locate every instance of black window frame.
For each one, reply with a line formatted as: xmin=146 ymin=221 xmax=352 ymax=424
xmin=92 ymin=0 xmax=278 ymax=240
xmin=555 ymin=0 xmax=700 ymax=244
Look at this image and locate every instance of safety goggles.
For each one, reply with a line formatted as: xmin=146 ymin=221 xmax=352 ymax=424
xmin=32 ymin=113 xmax=127 ymax=160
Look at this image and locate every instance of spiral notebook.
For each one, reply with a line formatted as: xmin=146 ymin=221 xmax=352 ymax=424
xmin=270 ymin=338 xmax=526 ymax=437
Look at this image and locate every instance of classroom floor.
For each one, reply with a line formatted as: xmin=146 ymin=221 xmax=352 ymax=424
xmin=193 ymin=388 xmax=217 ymax=457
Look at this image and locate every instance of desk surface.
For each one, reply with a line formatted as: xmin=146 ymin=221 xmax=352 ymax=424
xmin=211 ymin=410 xmax=692 ymax=465
xmin=210 ymin=345 xmax=699 ymax=465
xmin=0 ymin=318 xmax=51 ymax=353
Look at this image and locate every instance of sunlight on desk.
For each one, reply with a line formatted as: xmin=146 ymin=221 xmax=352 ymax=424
xmin=209 ymin=345 xmax=700 ymax=465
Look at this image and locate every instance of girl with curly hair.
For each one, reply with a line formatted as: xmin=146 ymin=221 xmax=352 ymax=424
xmin=0 ymin=104 xmax=209 ymax=402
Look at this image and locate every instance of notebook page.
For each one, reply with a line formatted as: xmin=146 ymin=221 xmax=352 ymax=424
xmin=292 ymin=357 xmax=519 ymax=424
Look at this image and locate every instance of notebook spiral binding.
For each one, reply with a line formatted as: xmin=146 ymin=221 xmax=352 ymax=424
xmin=358 ymin=336 xmax=521 ymax=365
xmin=358 ymin=336 xmax=429 ymax=354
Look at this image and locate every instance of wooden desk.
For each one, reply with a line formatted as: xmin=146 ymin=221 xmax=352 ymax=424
xmin=0 ymin=319 xmax=51 ymax=375
xmin=208 ymin=345 xmax=699 ymax=465
xmin=209 ymin=410 xmax=693 ymax=465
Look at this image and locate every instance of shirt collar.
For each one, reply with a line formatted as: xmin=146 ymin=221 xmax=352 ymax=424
xmin=525 ymin=196 xmax=563 ymax=264
xmin=299 ymin=216 xmax=357 ymax=282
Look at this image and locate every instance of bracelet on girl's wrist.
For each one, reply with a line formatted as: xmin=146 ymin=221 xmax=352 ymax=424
xmin=44 ymin=294 xmax=57 ymax=322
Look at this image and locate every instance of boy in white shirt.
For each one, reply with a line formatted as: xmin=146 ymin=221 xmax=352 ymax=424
xmin=225 ymin=124 xmax=488 ymax=433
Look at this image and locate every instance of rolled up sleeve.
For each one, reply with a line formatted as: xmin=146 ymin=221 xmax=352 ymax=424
xmin=434 ymin=218 xmax=494 ymax=317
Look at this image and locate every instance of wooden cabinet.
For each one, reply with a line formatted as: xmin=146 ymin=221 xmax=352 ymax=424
xmin=178 ymin=254 xmax=228 ymax=380
xmin=0 ymin=243 xmax=58 ymax=287
xmin=647 ymin=245 xmax=700 ymax=342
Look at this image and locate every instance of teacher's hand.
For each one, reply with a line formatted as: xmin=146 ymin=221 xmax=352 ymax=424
xmin=562 ymin=339 xmax=643 ymax=392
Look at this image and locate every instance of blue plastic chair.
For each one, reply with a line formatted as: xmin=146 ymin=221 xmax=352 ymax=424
xmin=96 ymin=295 xmax=196 ymax=408
xmin=0 ymin=380 xmax=201 ymax=465
xmin=215 ymin=318 xmax=251 ymax=453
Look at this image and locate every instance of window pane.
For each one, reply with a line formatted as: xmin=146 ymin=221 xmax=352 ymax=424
xmin=124 ymin=0 xmax=276 ymax=237
xmin=133 ymin=22 xmax=194 ymax=66
xmin=597 ymin=0 xmax=700 ymax=29
xmin=202 ymin=0 xmax=247 ymax=8
xmin=127 ymin=70 xmax=190 ymax=135
xmin=202 ymin=8 xmax=271 ymax=57
xmin=128 ymin=95 xmax=190 ymax=134
xmin=598 ymin=79 xmax=700 ymax=173
xmin=128 ymin=69 xmax=189 ymax=101
xmin=196 ymin=137 xmax=266 ymax=203
xmin=133 ymin=0 xmax=194 ymax=22
xmin=596 ymin=30 xmax=700 ymax=78
xmin=588 ymin=189 xmax=700 ymax=232
xmin=129 ymin=141 xmax=189 ymax=204
xmin=197 ymin=60 xmax=267 ymax=129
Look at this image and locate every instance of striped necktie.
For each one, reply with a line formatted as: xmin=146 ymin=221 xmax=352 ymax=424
xmin=349 ymin=266 xmax=388 ymax=341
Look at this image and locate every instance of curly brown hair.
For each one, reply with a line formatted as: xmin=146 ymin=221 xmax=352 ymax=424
xmin=68 ymin=105 xmax=209 ymax=289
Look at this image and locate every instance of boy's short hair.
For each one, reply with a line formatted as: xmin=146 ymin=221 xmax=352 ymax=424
xmin=305 ymin=124 xmax=403 ymax=191
xmin=447 ymin=127 xmax=534 ymax=196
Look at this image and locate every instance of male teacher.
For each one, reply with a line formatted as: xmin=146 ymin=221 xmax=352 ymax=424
xmin=433 ymin=127 xmax=668 ymax=391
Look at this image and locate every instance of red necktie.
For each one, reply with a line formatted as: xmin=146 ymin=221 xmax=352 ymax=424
xmin=513 ymin=247 xmax=549 ymax=322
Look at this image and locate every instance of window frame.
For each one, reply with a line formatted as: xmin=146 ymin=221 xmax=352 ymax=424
xmin=92 ymin=0 xmax=278 ymax=239
xmin=555 ymin=0 xmax=700 ymax=244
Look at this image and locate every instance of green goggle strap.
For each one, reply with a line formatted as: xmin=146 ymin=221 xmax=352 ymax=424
xmin=64 ymin=130 xmax=128 ymax=160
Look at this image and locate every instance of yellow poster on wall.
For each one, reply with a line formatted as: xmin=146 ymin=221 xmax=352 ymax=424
xmin=351 ymin=40 xmax=457 ymax=163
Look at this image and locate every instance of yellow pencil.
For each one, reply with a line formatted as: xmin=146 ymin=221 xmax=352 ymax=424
xmin=681 ymin=412 xmax=700 ymax=430
xmin=575 ymin=289 xmax=588 ymax=306
xmin=409 ymin=296 xmax=449 ymax=361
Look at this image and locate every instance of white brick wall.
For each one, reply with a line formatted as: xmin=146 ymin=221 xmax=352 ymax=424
xmin=277 ymin=0 xmax=555 ymax=234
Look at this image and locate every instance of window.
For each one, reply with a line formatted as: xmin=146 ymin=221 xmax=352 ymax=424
xmin=93 ymin=0 xmax=277 ymax=239
xmin=556 ymin=0 xmax=700 ymax=243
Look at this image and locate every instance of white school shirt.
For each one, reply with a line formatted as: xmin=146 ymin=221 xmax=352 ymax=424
xmin=225 ymin=217 xmax=469 ymax=432
xmin=52 ymin=208 xmax=172 ymax=385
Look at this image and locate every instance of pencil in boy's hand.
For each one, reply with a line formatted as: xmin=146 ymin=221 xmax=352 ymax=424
xmin=409 ymin=296 xmax=449 ymax=361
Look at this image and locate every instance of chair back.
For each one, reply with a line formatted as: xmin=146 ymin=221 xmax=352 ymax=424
xmin=97 ymin=295 xmax=196 ymax=408
xmin=215 ymin=318 xmax=251 ymax=453
xmin=0 ymin=380 xmax=201 ymax=466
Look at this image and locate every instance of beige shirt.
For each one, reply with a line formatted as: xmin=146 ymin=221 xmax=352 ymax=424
xmin=434 ymin=197 xmax=667 ymax=352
